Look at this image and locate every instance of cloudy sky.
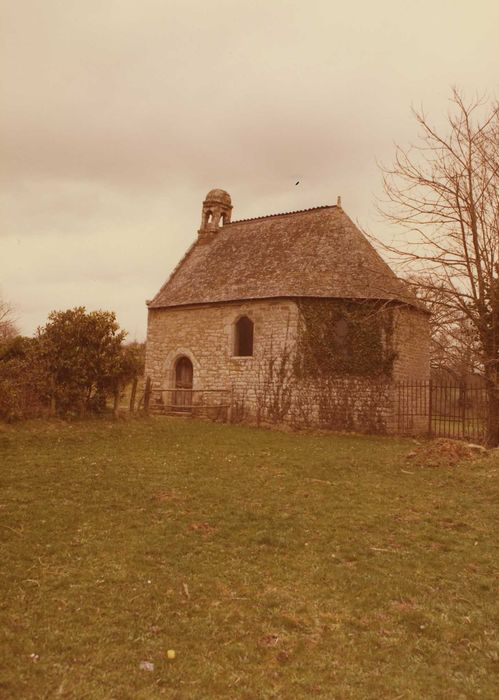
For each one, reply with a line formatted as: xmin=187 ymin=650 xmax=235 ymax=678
xmin=1 ymin=0 xmax=498 ymax=339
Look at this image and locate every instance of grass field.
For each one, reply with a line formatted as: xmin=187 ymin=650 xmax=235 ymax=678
xmin=1 ymin=418 xmax=498 ymax=699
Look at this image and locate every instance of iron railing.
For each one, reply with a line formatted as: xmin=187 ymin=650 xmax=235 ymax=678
xmin=395 ymin=380 xmax=489 ymax=442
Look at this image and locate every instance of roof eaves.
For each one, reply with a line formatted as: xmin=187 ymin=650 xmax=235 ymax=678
xmin=148 ymin=292 xmax=430 ymax=312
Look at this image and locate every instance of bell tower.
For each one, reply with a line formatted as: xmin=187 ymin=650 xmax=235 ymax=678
xmin=199 ymin=189 xmax=232 ymax=238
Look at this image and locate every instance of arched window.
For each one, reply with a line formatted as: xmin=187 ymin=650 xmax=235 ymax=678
xmin=234 ymin=316 xmax=254 ymax=357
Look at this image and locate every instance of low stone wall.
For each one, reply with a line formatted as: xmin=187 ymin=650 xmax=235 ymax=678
xmin=231 ymin=377 xmax=393 ymax=434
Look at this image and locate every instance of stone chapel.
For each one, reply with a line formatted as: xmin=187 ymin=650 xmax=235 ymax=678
xmin=145 ymin=189 xmax=430 ymax=430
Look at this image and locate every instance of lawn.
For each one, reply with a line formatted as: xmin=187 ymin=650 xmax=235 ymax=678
xmin=0 ymin=418 xmax=498 ymax=699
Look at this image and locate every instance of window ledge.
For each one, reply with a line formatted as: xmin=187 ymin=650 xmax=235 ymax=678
xmin=230 ymin=355 xmax=254 ymax=360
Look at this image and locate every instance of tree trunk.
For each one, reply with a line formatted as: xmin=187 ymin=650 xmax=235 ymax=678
xmin=485 ymin=378 xmax=498 ymax=447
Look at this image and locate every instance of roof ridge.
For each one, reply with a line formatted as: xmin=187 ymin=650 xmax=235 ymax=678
xmin=228 ymin=204 xmax=337 ymax=225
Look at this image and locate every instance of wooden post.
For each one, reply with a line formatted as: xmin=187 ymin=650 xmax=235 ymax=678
xmin=129 ymin=377 xmax=138 ymax=414
xmin=228 ymin=386 xmax=234 ymax=423
xmin=144 ymin=376 xmax=152 ymax=416
xmin=397 ymin=380 xmax=404 ymax=433
xmin=461 ymin=380 xmax=466 ymax=439
xmin=50 ymin=375 xmax=56 ymax=416
xmin=427 ymin=379 xmax=433 ymax=437
xmin=113 ymin=384 xmax=121 ymax=418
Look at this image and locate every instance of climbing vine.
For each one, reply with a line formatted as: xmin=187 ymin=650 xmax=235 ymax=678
xmin=295 ymin=299 xmax=397 ymax=379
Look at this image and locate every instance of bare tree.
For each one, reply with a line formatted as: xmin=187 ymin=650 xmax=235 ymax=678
xmin=377 ymin=89 xmax=498 ymax=444
xmin=408 ymin=274 xmax=482 ymax=380
xmin=0 ymin=299 xmax=19 ymax=342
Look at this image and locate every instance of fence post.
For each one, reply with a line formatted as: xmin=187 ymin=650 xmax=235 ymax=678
xmin=396 ymin=381 xmax=401 ymax=432
xmin=129 ymin=377 xmax=138 ymax=414
xmin=229 ymin=386 xmax=234 ymax=423
xmin=49 ymin=375 xmax=56 ymax=416
xmin=144 ymin=376 xmax=152 ymax=416
xmin=113 ymin=384 xmax=121 ymax=418
xmin=427 ymin=378 xmax=433 ymax=437
xmin=461 ymin=380 xmax=467 ymax=439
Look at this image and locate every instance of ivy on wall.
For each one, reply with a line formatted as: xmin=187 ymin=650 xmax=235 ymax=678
xmin=295 ymin=299 xmax=397 ymax=379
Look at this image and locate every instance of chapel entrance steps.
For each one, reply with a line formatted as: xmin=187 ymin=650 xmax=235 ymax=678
xmin=150 ymin=405 xmax=193 ymax=418
xmin=147 ymin=387 xmax=232 ymax=421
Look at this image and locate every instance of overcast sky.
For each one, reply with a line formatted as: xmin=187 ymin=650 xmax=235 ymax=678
xmin=1 ymin=0 xmax=498 ymax=339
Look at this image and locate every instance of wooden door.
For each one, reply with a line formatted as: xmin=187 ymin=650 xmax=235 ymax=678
xmin=174 ymin=356 xmax=193 ymax=411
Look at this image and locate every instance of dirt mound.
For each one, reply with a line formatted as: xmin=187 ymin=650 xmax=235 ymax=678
xmin=406 ymin=438 xmax=487 ymax=468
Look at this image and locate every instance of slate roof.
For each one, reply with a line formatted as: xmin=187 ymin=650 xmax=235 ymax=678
xmin=148 ymin=205 xmax=423 ymax=310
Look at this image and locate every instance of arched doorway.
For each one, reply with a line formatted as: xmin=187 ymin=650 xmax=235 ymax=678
xmin=173 ymin=356 xmax=193 ymax=411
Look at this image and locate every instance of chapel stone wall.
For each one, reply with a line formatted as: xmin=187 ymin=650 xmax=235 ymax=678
xmin=389 ymin=306 xmax=431 ymax=433
xmin=392 ymin=306 xmax=431 ymax=382
xmin=145 ymin=299 xmax=299 ymax=415
xmin=145 ymin=299 xmax=431 ymax=432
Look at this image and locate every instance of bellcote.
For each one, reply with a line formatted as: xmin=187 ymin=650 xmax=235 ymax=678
xmin=199 ymin=189 xmax=232 ymax=238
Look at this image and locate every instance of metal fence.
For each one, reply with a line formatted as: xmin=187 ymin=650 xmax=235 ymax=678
xmin=395 ymin=380 xmax=489 ymax=442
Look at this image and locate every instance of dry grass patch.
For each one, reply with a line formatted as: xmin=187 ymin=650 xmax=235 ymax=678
xmin=406 ymin=437 xmax=489 ymax=468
